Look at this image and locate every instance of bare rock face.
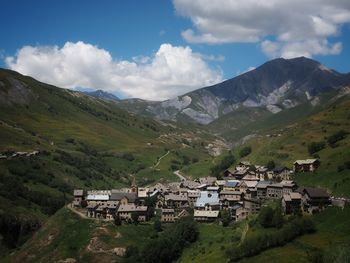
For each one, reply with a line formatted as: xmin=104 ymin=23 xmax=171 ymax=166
xmin=112 ymin=247 xmax=126 ymax=257
xmin=0 ymin=77 xmax=36 ymax=106
xmin=58 ymin=258 xmax=76 ymax=263
xmin=117 ymin=57 xmax=350 ymax=124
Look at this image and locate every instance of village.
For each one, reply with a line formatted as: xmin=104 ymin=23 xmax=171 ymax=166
xmin=72 ymin=158 xmax=333 ymax=224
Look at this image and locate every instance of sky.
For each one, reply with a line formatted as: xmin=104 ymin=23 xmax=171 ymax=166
xmin=1 ymin=0 xmax=350 ymax=100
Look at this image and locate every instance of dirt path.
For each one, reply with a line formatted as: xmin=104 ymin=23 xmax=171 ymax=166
xmin=153 ymin=150 xmax=170 ymax=168
xmin=240 ymin=221 xmax=249 ymax=244
xmin=66 ymin=204 xmax=90 ymax=219
xmin=173 ymin=170 xmax=187 ymax=181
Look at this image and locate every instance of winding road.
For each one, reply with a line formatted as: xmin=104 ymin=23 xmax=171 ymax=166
xmin=174 ymin=170 xmax=186 ymax=181
xmin=153 ymin=150 xmax=170 ymax=168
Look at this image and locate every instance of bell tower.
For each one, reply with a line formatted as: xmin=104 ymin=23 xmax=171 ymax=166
xmin=131 ymin=175 xmax=138 ymax=196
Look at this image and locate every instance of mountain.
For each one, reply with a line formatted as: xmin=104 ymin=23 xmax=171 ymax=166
xmin=83 ymin=89 xmax=120 ymax=101
xmin=117 ymin=57 xmax=350 ymax=125
xmin=0 ymin=68 xmax=218 ymax=255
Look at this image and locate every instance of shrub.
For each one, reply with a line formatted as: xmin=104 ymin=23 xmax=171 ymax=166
xmin=239 ymin=146 xmax=252 ymax=158
xmin=210 ymin=153 xmax=236 ymax=177
xmin=327 ymin=130 xmax=348 ymax=145
xmin=266 ymin=160 xmax=275 ymax=170
xmin=220 ymin=210 xmax=232 ymax=227
xmin=308 ymin=141 xmax=325 ymax=155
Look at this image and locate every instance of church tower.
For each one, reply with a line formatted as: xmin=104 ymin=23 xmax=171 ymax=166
xmin=131 ymin=176 xmax=138 ymax=196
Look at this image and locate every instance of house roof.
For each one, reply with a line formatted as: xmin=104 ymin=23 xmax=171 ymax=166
xmin=238 ymin=161 xmax=251 ymax=166
xmin=207 ymin=186 xmax=219 ymax=191
xmin=199 ymin=177 xmax=217 ymax=185
xmin=118 ymin=204 xmax=147 ymax=212
xmin=220 ymin=190 xmax=242 ymax=196
xmin=244 ymin=181 xmax=259 ymax=188
xmin=303 ymin=187 xmax=330 ymax=198
xmin=110 ymin=192 xmax=137 ymax=202
xmin=294 ymin=159 xmax=319 ymax=165
xmin=224 ymin=180 xmax=240 ymax=188
xmin=86 ymin=194 xmax=109 ymax=201
xmin=188 ymin=190 xmax=201 ymax=198
xmin=215 ymin=180 xmax=226 ymax=186
xmin=165 ymin=193 xmax=188 ymax=201
xmin=256 ymin=181 xmax=272 ymax=188
xmin=73 ymin=189 xmax=83 ymax=196
xmin=182 ymin=180 xmax=200 ymax=189
xmin=267 ymin=183 xmax=283 ymax=189
xmin=195 ymin=191 xmax=220 ymax=207
xmin=194 ymin=210 xmax=219 ymax=218
xmin=272 ymin=166 xmax=289 ymax=173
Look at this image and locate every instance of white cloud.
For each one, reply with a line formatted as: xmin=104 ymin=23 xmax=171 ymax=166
xmin=174 ymin=0 xmax=350 ymax=57
xmin=5 ymin=41 xmax=223 ymax=100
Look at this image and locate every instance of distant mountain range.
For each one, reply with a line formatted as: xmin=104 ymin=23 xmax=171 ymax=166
xmin=83 ymin=89 xmax=120 ymax=101
xmin=116 ymin=57 xmax=350 ymax=124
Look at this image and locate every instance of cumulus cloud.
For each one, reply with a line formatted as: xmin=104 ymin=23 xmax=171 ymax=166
xmin=173 ymin=0 xmax=350 ymax=57
xmin=5 ymin=41 xmax=223 ymax=100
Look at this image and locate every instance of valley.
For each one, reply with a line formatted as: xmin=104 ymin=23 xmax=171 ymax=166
xmin=1 ymin=56 xmax=350 ymax=263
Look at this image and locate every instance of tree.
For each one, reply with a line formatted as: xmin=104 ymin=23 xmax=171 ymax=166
xmin=131 ymin=212 xmax=139 ymax=225
xmin=154 ymin=219 xmax=162 ymax=232
xmin=220 ymin=210 xmax=232 ymax=227
xmin=272 ymin=205 xmax=284 ymax=228
xmin=239 ymin=146 xmax=252 ymax=158
xmin=266 ymin=160 xmax=276 ymax=170
xmin=257 ymin=206 xmax=274 ymax=228
xmin=327 ymin=130 xmax=348 ymax=145
xmin=80 ymin=200 xmax=88 ymax=208
xmin=307 ymin=141 xmax=325 ymax=155
xmin=113 ymin=215 xmax=122 ymax=226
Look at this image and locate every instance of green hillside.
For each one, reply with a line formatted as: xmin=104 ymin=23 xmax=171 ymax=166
xmin=0 ymin=69 xmax=216 ymax=255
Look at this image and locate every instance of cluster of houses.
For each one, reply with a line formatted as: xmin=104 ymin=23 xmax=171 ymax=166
xmin=73 ymin=158 xmax=330 ymax=223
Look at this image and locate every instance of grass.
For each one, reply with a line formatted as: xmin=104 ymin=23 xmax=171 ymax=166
xmin=0 ymin=68 xmax=215 ymax=255
xmin=6 ymin=207 xmax=157 ymax=263
xmin=237 ymin=205 xmax=350 ymax=263
xmin=179 ymin=222 xmax=244 ymax=263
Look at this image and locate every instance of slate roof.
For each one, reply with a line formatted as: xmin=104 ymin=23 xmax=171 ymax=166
xmin=224 ymin=180 xmax=240 ymax=188
xmin=272 ymin=166 xmax=289 ymax=173
xmin=73 ymin=189 xmax=83 ymax=196
xmin=86 ymin=194 xmax=109 ymax=201
xmin=110 ymin=192 xmax=137 ymax=202
xmin=303 ymin=187 xmax=330 ymax=198
xmin=194 ymin=210 xmax=219 ymax=218
xmin=256 ymin=181 xmax=272 ymax=189
xmin=294 ymin=159 xmax=319 ymax=165
xmin=195 ymin=191 xmax=220 ymax=208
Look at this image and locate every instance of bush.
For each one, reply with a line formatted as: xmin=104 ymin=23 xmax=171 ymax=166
xmin=211 ymin=153 xmax=236 ymax=178
xmin=266 ymin=160 xmax=275 ymax=170
xmin=239 ymin=146 xmax=252 ymax=158
xmin=308 ymin=141 xmax=325 ymax=155
xmin=220 ymin=210 xmax=232 ymax=227
xmin=226 ymin=217 xmax=315 ymax=261
xmin=154 ymin=219 xmax=162 ymax=232
xmin=127 ymin=217 xmax=198 ymax=263
xmin=327 ymin=130 xmax=348 ymax=145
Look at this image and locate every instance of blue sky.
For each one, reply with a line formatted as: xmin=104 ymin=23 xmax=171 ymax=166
xmin=1 ymin=0 xmax=350 ymax=100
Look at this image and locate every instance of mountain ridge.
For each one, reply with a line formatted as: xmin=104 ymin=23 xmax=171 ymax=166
xmin=116 ymin=57 xmax=350 ymax=124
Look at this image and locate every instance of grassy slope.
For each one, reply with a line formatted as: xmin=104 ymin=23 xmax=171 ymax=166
xmin=231 ymin=95 xmax=350 ymax=197
xmin=237 ymin=206 xmax=350 ymax=263
xmin=5 ymin=207 xmax=156 ymax=263
xmin=0 ymin=69 xmax=216 ymax=254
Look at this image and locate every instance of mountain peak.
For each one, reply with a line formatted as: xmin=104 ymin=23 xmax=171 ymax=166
xmin=83 ymin=89 xmax=120 ymax=101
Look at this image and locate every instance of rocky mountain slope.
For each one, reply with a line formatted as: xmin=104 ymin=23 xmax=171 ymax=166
xmin=116 ymin=57 xmax=350 ymax=124
xmin=83 ymin=89 xmax=120 ymax=101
